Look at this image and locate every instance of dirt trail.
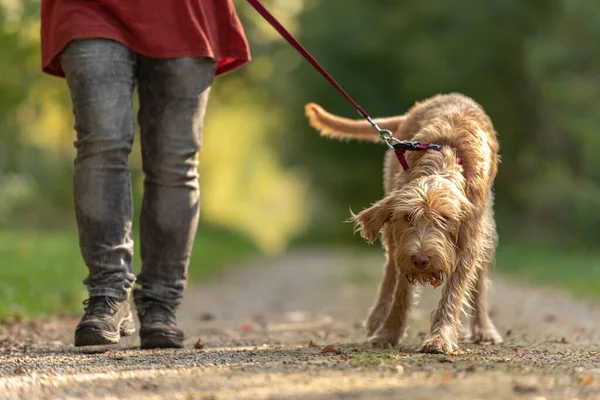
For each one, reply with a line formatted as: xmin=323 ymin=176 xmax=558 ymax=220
xmin=1 ymin=248 xmax=599 ymax=399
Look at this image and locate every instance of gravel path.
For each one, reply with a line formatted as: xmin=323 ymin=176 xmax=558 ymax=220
xmin=1 ymin=248 xmax=599 ymax=399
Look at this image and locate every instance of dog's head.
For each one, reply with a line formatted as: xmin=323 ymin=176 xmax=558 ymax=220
xmin=352 ymin=150 xmax=472 ymax=286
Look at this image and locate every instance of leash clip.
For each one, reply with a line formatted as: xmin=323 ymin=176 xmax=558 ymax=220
xmin=365 ymin=116 xmax=399 ymax=149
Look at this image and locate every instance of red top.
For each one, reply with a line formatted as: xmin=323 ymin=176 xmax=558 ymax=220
xmin=41 ymin=0 xmax=251 ymax=78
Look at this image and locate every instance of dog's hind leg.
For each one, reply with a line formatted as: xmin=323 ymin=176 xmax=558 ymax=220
xmin=368 ymin=269 xmax=413 ymax=348
xmin=365 ymin=247 xmax=398 ymax=337
xmin=470 ymin=267 xmax=503 ymax=344
xmin=470 ymin=208 xmax=503 ymax=344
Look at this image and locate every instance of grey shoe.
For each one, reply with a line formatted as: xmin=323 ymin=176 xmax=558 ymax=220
xmin=74 ymin=296 xmax=135 ymax=346
xmin=137 ymin=302 xmax=184 ymax=349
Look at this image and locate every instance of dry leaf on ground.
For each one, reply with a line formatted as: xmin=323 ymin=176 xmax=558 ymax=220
xmin=199 ymin=313 xmax=215 ymax=321
xmin=321 ymin=345 xmax=342 ymax=355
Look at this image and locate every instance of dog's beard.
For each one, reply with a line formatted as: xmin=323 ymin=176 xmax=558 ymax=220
xmin=393 ymin=224 xmax=457 ymax=286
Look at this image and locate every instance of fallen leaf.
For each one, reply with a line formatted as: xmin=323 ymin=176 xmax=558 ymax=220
xmin=321 ymin=345 xmax=342 ymax=355
xmin=308 ymin=340 xmax=318 ymax=348
xmin=199 ymin=312 xmax=215 ymax=321
xmin=194 ymin=339 xmax=205 ymax=350
xmin=513 ymin=383 xmax=539 ymax=394
xmin=560 ymin=337 xmax=568 ymax=344
xmin=142 ymin=383 xmax=159 ymax=390
xmin=240 ymin=323 xmax=253 ymax=332
xmin=441 ymin=373 xmax=453 ymax=383
xmin=438 ymin=357 xmax=454 ymax=363
xmin=579 ymin=375 xmax=594 ymax=385
xmin=543 ymin=314 xmax=556 ymax=323
xmin=13 ymin=366 xmax=25 ymax=375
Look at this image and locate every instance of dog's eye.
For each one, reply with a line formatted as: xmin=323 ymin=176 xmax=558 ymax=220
xmin=404 ymin=214 xmax=413 ymax=225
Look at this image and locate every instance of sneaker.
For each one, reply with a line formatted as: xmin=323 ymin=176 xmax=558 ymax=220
xmin=137 ymin=301 xmax=184 ymax=349
xmin=74 ymin=296 xmax=136 ymax=346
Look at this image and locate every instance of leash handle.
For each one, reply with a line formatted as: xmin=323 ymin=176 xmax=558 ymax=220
xmin=246 ymin=0 xmax=369 ymax=119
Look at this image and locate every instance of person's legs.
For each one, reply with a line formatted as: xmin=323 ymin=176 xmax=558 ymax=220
xmin=134 ymin=55 xmax=216 ymax=348
xmin=61 ymin=39 xmax=138 ymax=346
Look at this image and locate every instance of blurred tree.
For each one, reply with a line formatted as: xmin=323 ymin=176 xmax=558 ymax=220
xmin=0 ymin=0 xmax=309 ymax=253
xmin=1 ymin=0 xmax=599 ymax=249
xmin=0 ymin=0 xmax=75 ymax=225
xmin=523 ymin=0 xmax=600 ymax=244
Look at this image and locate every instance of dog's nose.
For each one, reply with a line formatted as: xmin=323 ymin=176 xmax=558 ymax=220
xmin=411 ymin=254 xmax=430 ymax=270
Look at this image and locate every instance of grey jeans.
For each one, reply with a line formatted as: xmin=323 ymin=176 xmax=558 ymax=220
xmin=60 ymin=39 xmax=216 ymax=308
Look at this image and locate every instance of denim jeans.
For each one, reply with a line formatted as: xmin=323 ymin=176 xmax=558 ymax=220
xmin=60 ymin=39 xmax=216 ymax=308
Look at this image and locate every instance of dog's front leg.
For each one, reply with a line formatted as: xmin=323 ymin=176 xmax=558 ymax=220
xmin=368 ymin=274 xmax=413 ymax=348
xmin=421 ymin=250 xmax=479 ymax=354
xmin=365 ymin=246 xmax=398 ymax=337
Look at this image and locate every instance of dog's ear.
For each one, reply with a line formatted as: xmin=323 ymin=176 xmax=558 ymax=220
xmin=350 ymin=195 xmax=396 ymax=243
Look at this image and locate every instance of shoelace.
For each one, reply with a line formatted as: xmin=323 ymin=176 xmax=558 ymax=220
xmin=83 ymin=296 xmax=119 ymax=315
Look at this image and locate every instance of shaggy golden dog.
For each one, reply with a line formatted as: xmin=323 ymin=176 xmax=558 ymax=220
xmin=305 ymin=93 xmax=502 ymax=354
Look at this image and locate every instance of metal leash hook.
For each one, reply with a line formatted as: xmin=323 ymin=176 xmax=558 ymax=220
xmin=365 ymin=115 xmax=402 ymax=149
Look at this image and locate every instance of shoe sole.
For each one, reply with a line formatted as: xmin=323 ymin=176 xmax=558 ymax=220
xmin=140 ymin=332 xmax=184 ymax=349
xmin=74 ymin=312 xmax=136 ymax=347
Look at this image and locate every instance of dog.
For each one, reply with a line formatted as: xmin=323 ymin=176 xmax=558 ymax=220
xmin=304 ymin=93 xmax=503 ymax=354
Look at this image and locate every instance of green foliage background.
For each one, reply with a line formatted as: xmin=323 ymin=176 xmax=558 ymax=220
xmin=1 ymin=0 xmax=599 ymax=250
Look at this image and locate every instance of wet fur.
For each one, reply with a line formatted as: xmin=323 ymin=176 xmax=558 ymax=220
xmin=305 ymin=93 xmax=502 ymax=354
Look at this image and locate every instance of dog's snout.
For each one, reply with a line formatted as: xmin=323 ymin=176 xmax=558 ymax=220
xmin=411 ymin=254 xmax=430 ymax=269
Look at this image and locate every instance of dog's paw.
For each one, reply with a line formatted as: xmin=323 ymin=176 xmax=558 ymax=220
xmin=368 ymin=329 xmax=399 ymax=348
xmin=420 ymin=336 xmax=457 ymax=354
xmin=472 ymin=326 xmax=503 ymax=345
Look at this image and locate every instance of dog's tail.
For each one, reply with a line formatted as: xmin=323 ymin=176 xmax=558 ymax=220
xmin=305 ymin=103 xmax=406 ymax=143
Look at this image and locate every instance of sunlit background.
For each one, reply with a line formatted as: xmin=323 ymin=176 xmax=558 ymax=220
xmin=1 ymin=0 xmax=599 ymax=318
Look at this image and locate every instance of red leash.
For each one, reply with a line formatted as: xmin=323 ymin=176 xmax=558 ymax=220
xmin=246 ymin=0 xmax=444 ymax=171
xmin=246 ymin=0 xmax=369 ymax=120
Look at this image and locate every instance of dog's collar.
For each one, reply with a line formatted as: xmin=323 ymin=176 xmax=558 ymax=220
xmin=393 ymin=141 xmax=462 ymax=171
